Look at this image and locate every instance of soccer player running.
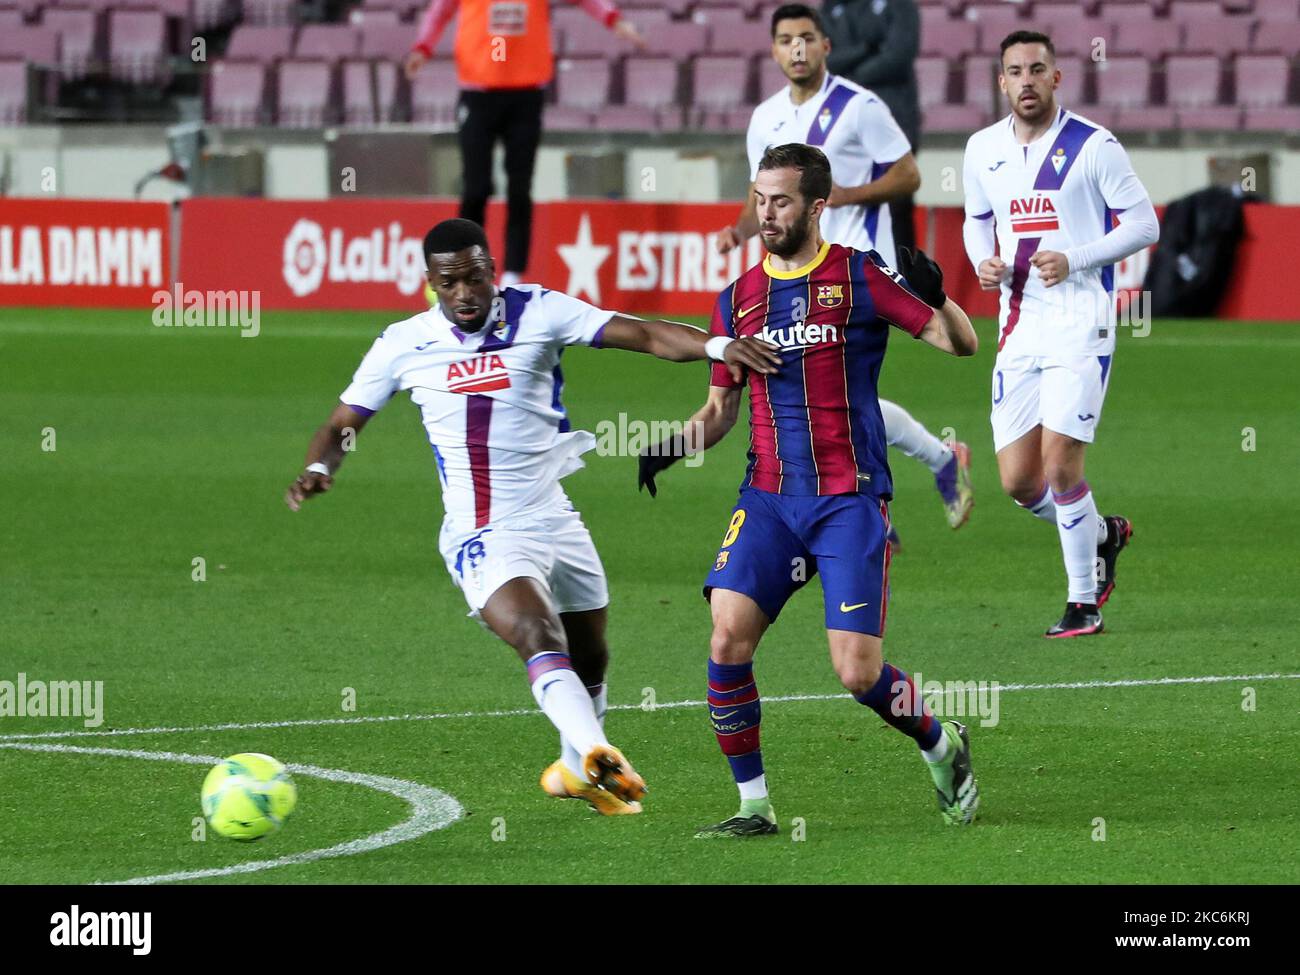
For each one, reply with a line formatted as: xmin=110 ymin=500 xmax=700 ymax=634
xmin=715 ymin=3 xmax=974 ymax=543
xmin=646 ymin=144 xmax=981 ymax=837
xmin=285 ymin=218 xmax=779 ymax=816
xmin=962 ymin=32 xmax=1159 ymax=637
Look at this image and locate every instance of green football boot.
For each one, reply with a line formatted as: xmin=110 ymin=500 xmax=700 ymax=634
xmin=928 ymin=721 xmax=979 ymax=825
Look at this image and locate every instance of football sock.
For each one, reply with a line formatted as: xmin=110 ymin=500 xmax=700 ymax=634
xmin=708 ymin=659 xmax=766 ymax=800
xmin=1016 ymin=481 xmax=1057 ymax=523
xmin=854 ymin=662 xmax=944 ymax=751
xmin=1053 ymin=480 xmax=1101 ymax=604
xmin=560 ymin=682 xmax=607 ymax=778
xmin=527 ymin=652 xmax=607 ymax=761
xmin=880 ymin=399 xmax=952 ymax=474
xmin=1096 ymin=514 xmax=1109 ymax=545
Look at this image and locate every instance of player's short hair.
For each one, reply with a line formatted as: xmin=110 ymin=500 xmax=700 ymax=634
xmin=423 ymin=218 xmax=490 ymax=262
xmin=1000 ymin=30 xmax=1056 ymax=63
xmin=770 ymin=3 xmax=825 ymax=38
xmin=757 ymin=143 xmax=832 ymax=204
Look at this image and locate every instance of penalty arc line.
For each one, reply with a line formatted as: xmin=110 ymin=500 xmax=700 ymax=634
xmin=0 ymin=742 xmax=464 ymax=886
xmin=0 ymin=671 xmax=1295 ymax=744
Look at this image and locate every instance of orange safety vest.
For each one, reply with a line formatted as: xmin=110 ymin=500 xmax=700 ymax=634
xmin=457 ymin=0 xmax=561 ymax=90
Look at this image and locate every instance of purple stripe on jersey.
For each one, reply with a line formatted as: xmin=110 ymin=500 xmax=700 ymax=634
xmin=1034 ymin=117 xmax=1097 ymax=191
xmin=479 ymin=287 xmax=531 ymax=353
xmin=863 ymin=160 xmax=892 ymax=246
xmin=551 ymin=359 xmax=570 ymax=434
xmin=1100 ymin=206 xmax=1117 ymax=294
xmin=998 ymin=236 xmax=1040 ymax=352
xmin=590 ymin=322 xmax=607 ymax=348
xmin=1099 ymin=354 xmax=1112 ymax=386
xmin=805 ymin=81 xmax=858 ymax=146
xmin=342 ymin=402 xmax=376 ymax=417
xmin=971 ymin=210 xmax=994 ymax=220
xmin=466 ymin=394 xmax=494 ymax=528
xmin=432 ymin=443 xmax=447 ymax=484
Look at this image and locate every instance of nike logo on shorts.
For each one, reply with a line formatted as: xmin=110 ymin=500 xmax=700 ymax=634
xmin=839 ymin=601 xmax=870 ymax=612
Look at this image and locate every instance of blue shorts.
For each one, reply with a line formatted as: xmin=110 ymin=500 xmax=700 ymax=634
xmin=702 ymin=487 xmax=893 ymax=636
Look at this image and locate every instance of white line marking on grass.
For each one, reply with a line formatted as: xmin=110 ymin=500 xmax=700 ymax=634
xmin=0 ymin=742 xmax=464 ymax=885
xmin=1 ymin=672 xmax=1295 ymax=744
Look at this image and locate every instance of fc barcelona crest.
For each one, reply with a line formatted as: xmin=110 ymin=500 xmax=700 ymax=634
xmin=714 ymin=550 xmax=730 ymax=571
xmin=816 ymin=283 xmax=845 ymax=308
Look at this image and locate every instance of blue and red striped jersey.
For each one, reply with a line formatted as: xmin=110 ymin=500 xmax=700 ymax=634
xmin=709 ymin=240 xmax=934 ymax=498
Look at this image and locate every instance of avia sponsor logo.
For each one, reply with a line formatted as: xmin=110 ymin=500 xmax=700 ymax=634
xmin=1009 ymin=195 xmax=1060 ymax=234
xmin=282 ymin=219 xmax=425 ymax=298
xmin=0 ymin=224 xmax=162 ymax=287
xmin=754 ymin=320 xmax=839 ymax=351
xmin=447 ymin=353 xmax=511 ymax=394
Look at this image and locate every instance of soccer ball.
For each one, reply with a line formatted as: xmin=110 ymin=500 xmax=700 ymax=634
xmin=200 ymin=753 xmax=297 ymax=841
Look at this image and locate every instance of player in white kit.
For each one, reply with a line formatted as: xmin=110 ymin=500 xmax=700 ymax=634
xmin=716 ymin=3 xmax=974 ymax=545
xmin=962 ymin=31 xmax=1159 ymax=637
xmin=286 ymin=219 xmax=780 ymax=814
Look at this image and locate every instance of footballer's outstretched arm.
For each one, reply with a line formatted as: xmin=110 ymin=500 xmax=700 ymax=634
xmin=638 ymin=385 xmax=743 ymax=497
xmin=598 ymin=315 xmax=780 ymax=380
xmin=285 ymin=403 xmax=373 ymax=511
xmin=917 ymin=299 xmax=978 ymax=357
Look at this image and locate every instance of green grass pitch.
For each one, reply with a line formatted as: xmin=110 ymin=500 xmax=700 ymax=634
xmin=1 ymin=307 xmax=1297 ymax=884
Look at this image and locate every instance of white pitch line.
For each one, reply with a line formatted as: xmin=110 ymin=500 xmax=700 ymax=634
xmin=0 ymin=671 xmax=1295 ymax=744
xmin=0 ymin=742 xmax=464 ymax=885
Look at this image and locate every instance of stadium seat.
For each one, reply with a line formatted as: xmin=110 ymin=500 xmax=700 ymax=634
xmin=0 ymin=26 xmax=60 ymax=67
xmin=373 ymin=58 xmax=399 ymax=121
xmin=0 ymin=8 xmax=26 ymax=33
xmin=1233 ymin=54 xmax=1290 ymax=108
xmin=694 ymin=9 xmax=770 ymax=56
xmin=295 ymin=24 xmax=360 ymax=60
xmin=553 ymin=8 xmax=618 ymax=57
xmin=242 ymin=0 xmax=296 ymax=27
xmin=193 ymin=0 xmax=234 ymax=32
xmin=408 ymin=56 xmax=458 ymax=126
xmin=972 ymin=8 xmax=1044 ymax=55
xmin=358 ymin=23 xmax=413 ymax=59
xmin=1034 ymin=5 xmax=1102 ymax=58
xmin=347 ymin=7 xmax=402 ymax=28
xmin=1182 ymin=16 xmax=1254 ymax=55
xmin=277 ymin=59 xmax=334 ymax=127
xmin=591 ymin=104 xmax=663 ymax=132
xmin=225 ymin=25 xmax=294 ymax=61
xmin=1107 ymin=19 xmax=1181 ymax=55
xmin=1243 ymin=106 xmax=1300 ymax=129
xmin=961 ymin=55 xmax=1000 ymax=115
xmin=640 ymin=21 xmax=711 ymax=59
xmin=623 ymin=55 xmax=683 ymax=129
xmin=107 ymin=8 xmax=168 ymax=85
xmin=688 ymin=54 xmax=752 ymax=129
xmin=1166 ymin=53 xmax=1241 ymax=128
xmin=1054 ymin=55 xmax=1088 ymax=111
xmin=0 ymin=58 xmax=28 ymax=124
xmin=1257 ymin=0 xmax=1300 ymax=18
xmin=554 ymin=56 xmax=612 ymax=112
xmin=919 ymin=18 xmax=977 ymax=58
xmin=757 ymin=51 xmax=784 ymax=96
xmin=915 ymin=55 xmax=951 ymax=109
xmin=41 ymin=6 xmax=97 ymax=80
xmin=1250 ymin=21 xmax=1300 ymax=54
xmin=207 ymin=59 xmax=268 ymax=125
xmin=341 ymin=58 xmax=375 ymax=124
xmin=1095 ymin=55 xmax=1152 ymax=108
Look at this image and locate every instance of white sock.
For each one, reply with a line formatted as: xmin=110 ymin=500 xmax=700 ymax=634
xmin=528 ymin=654 xmax=607 ymax=770
xmin=1016 ymin=482 xmax=1057 ymax=524
xmin=880 ymin=399 xmax=952 ymax=473
xmin=561 ymin=682 xmax=607 ymax=777
xmin=1052 ymin=481 xmax=1101 ymax=604
xmin=738 ymin=774 xmax=768 ymax=802
xmin=923 ymin=732 xmax=950 ymax=764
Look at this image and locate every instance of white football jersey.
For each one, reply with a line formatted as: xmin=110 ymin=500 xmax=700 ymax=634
xmin=963 ymin=108 xmax=1152 ymax=357
xmin=340 ymin=285 xmax=613 ymax=530
xmin=747 ymin=71 xmax=912 ymax=266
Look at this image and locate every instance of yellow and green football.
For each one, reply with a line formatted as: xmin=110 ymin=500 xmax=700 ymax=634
xmin=200 ymin=753 xmax=297 ymax=841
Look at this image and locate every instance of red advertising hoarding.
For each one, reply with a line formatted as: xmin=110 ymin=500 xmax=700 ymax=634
xmin=0 ymin=199 xmax=172 ymax=307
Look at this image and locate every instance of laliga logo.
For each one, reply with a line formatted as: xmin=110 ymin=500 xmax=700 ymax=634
xmin=282 ymin=219 xmax=425 ymax=297
xmin=283 ymin=219 xmax=327 ymax=297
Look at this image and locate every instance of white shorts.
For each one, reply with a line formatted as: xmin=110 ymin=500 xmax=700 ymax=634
xmin=438 ymin=502 xmax=609 ymax=617
xmin=990 ymin=352 xmax=1113 ymax=453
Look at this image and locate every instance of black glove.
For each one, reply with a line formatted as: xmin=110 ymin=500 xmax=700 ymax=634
xmin=897 ymin=246 xmax=947 ymax=309
xmin=638 ymin=435 xmax=688 ymax=498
